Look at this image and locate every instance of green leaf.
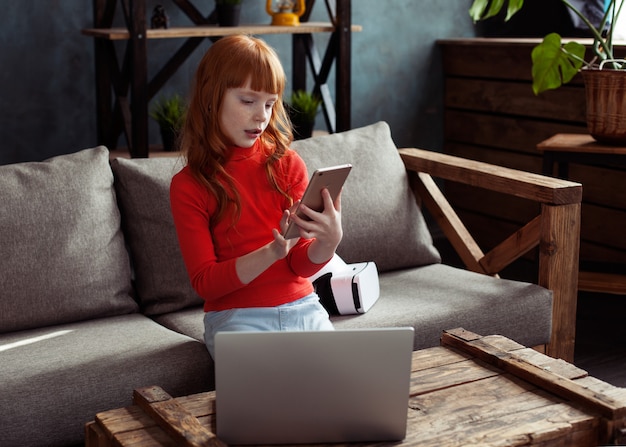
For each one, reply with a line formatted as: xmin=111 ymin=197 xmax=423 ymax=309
xmin=531 ymin=33 xmax=585 ymax=95
xmin=469 ymin=0 xmax=523 ymax=22
xmin=505 ymin=0 xmax=524 ymax=21
xmin=150 ymin=94 xmax=187 ymax=131
xmin=289 ymin=90 xmax=321 ymax=121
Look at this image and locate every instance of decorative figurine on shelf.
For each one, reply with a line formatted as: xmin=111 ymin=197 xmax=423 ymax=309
xmin=151 ymin=4 xmax=169 ymax=29
xmin=266 ymin=0 xmax=305 ymax=26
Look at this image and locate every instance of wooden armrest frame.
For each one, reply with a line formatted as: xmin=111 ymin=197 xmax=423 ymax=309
xmin=399 ymin=148 xmax=582 ymax=362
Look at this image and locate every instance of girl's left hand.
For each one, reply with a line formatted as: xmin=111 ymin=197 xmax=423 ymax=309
xmin=269 ymin=208 xmax=301 ymax=259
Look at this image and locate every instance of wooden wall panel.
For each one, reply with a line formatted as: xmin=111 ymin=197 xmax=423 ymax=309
xmin=445 ymin=110 xmax=586 ymax=155
xmin=445 ymin=78 xmax=586 ymax=122
xmin=438 ymin=38 xmax=626 ymax=269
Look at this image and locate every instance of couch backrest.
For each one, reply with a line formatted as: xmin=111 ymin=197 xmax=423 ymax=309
xmin=0 ymin=147 xmax=137 ymax=333
xmin=292 ymin=121 xmax=440 ymax=272
xmin=111 ymin=156 xmax=204 ymax=316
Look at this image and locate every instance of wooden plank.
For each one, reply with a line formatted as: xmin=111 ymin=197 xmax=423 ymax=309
xmin=438 ymin=37 xmax=626 ymax=82
xmin=455 ymin=209 xmax=540 ymax=263
xmin=81 ymin=23 xmax=363 ymax=40
xmin=133 ymin=386 xmax=225 ymax=447
xmin=113 ymin=425 xmax=178 ymax=446
xmin=407 ymin=375 xmax=598 ymax=447
xmin=538 ymin=133 xmax=626 ymax=155
xmin=441 ymin=329 xmax=626 ymax=419
xmin=478 ymin=335 xmax=588 ymax=380
xmin=173 ymin=392 xmax=216 ymax=419
xmin=444 ymin=112 xmax=586 ymax=158
xmin=480 ymin=215 xmax=541 ymax=275
xmin=582 ymin=203 xmax=626 ymax=251
xmin=439 ymin=38 xmax=541 ymax=81
xmin=581 ymin=238 xmax=626 ymax=265
xmin=399 ymin=148 xmax=582 ymax=205
xmin=409 ymin=357 xmax=500 ymax=397
xmin=412 ymin=172 xmax=486 ymax=274
xmin=129 ymin=0 xmax=149 ymax=159
xmin=578 ymin=271 xmax=626 ymax=295
xmin=87 ymin=392 xmax=219 ymax=447
xmin=445 ymin=77 xmax=586 ymax=123
xmin=538 ymin=203 xmax=580 ymax=362
xmin=410 ymin=345 xmax=472 ymax=372
xmin=95 ymin=406 xmax=155 ymax=441
xmin=84 ymin=421 xmax=108 ymax=447
xmin=446 ymin=142 xmax=543 ymax=176
xmin=439 ymin=37 xmax=586 ymax=84
xmin=569 ymin=163 xmax=626 ymax=209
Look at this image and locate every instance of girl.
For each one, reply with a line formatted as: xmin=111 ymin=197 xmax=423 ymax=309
xmin=169 ymin=35 xmax=342 ymax=359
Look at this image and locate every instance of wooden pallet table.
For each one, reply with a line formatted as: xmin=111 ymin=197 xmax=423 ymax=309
xmin=85 ymin=328 xmax=626 ymax=447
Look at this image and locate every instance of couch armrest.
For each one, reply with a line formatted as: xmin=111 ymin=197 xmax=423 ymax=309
xmin=399 ymin=148 xmax=582 ymax=362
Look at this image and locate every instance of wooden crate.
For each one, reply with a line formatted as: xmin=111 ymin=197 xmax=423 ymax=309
xmin=85 ymin=329 xmax=626 ymax=447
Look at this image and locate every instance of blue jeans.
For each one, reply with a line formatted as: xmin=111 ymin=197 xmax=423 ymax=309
xmin=203 ymin=293 xmax=334 ymax=359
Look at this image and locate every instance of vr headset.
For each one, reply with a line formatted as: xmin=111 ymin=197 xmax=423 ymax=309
xmin=308 ymin=254 xmax=380 ymax=315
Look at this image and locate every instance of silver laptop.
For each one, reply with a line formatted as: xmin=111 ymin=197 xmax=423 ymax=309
xmin=214 ymin=327 xmax=414 ymax=445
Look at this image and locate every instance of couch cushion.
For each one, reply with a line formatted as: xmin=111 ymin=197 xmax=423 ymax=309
xmin=111 ymin=156 xmax=204 ymax=316
xmin=154 ymin=264 xmax=553 ymax=352
xmin=292 ymin=121 xmax=441 ymax=272
xmin=0 ymin=314 xmax=214 ymax=447
xmin=153 ymin=306 xmax=206 ymax=341
xmin=0 ymin=147 xmax=137 ymax=333
xmin=332 ymin=264 xmax=553 ymax=350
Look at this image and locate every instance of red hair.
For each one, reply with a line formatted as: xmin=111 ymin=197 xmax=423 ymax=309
xmin=181 ymin=34 xmax=293 ymax=226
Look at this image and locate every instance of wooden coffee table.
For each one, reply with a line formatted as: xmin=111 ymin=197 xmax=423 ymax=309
xmin=85 ymin=328 xmax=626 ymax=447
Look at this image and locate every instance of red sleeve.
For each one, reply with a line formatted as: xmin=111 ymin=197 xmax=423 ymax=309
xmin=169 ymin=168 xmax=245 ymax=301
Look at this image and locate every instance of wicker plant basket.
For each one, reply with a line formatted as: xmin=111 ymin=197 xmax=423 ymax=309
xmin=581 ymin=67 xmax=626 ymax=145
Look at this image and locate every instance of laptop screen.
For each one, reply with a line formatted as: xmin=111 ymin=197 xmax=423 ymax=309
xmin=215 ymin=327 xmax=414 ymax=445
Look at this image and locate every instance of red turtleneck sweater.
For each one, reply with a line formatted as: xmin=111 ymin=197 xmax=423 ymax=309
xmin=170 ymin=140 xmax=325 ymax=311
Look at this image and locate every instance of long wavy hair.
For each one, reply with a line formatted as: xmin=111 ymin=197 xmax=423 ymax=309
xmin=181 ymin=34 xmax=294 ymax=228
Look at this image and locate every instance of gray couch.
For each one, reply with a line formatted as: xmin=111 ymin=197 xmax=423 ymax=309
xmin=0 ymin=122 xmax=553 ymax=447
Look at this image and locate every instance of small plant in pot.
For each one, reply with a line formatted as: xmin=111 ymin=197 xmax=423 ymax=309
xmin=150 ymin=94 xmax=186 ymax=152
xmin=470 ymin=0 xmax=626 ymax=144
xmin=287 ymin=90 xmax=321 ymax=140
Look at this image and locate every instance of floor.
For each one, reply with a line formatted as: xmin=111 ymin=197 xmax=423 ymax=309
xmin=574 ymin=291 xmax=626 ymax=387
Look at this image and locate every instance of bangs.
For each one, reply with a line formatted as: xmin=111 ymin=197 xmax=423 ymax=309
xmin=222 ymin=39 xmax=285 ymax=94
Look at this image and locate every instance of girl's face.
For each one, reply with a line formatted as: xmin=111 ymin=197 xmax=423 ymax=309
xmin=219 ymin=79 xmax=278 ymax=148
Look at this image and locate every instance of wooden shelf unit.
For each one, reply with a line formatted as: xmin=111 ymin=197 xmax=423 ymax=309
xmin=83 ymin=0 xmax=358 ymax=158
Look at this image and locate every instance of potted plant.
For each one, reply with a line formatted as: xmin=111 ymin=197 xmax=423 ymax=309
xmin=287 ymin=90 xmax=321 ymax=140
xmin=150 ymin=94 xmax=186 ymax=152
xmin=215 ymin=0 xmax=243 ymax=26
xmin=470 ymin=0 xmax=626 ymax=143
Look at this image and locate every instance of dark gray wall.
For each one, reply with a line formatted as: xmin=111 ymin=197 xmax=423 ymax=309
xmin=1 ymin=1 xmax=476 ymax=165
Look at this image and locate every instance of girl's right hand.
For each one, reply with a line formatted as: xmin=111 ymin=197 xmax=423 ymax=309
xmin=269 ymin=208 xmax=300 ymax=259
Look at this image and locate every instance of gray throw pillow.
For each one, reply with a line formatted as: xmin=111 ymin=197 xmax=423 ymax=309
xmin=292 ymin=121 xmax=441 ymax=271
xmin=0 ymin=147 xmax=137 ymax=333
xmin=111 ymin=156 xmax=204 ymax=316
